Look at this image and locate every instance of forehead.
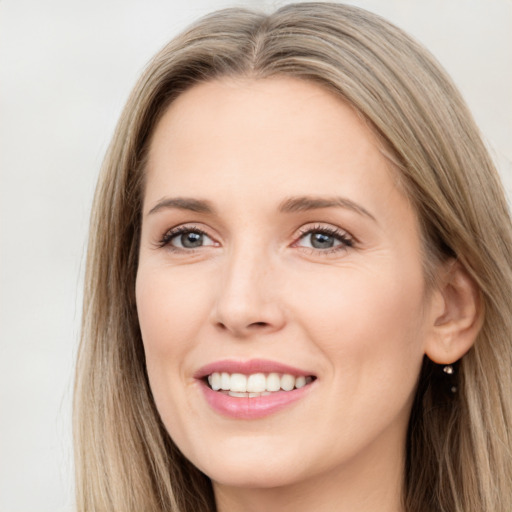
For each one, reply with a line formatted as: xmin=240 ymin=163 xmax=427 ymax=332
xmin=144 ymin=77 xmax=406 ymax=216
xmin=149 ymin=77 xmax=374 ymax=158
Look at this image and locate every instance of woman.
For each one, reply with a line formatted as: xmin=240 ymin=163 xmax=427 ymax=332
xmin=73 ymin=3 xmax=512 ymax=511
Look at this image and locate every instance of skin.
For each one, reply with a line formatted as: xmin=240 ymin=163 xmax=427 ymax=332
xmin=135 ymin=77 xmax=462 ymax=512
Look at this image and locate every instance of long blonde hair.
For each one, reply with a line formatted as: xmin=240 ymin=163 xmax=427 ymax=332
xmin=74 ymin=3 xmax=512 ymax=511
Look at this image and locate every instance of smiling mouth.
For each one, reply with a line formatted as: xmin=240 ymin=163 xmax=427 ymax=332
xmin=206 ymin=372 xmax=316 ymax=397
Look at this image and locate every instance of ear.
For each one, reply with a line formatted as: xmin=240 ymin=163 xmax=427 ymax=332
xmin=425 ymin=260 xmax=483 ymax=365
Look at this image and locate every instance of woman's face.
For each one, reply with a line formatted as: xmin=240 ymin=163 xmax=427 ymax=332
xmin=136 ymin=77 xmax=438 ymax=490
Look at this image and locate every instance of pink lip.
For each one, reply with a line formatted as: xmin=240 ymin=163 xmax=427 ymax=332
xmin=199 ymin=383 xmax=314 ymax=420
xmin=194 ymin=359 xmax=316 ymax=420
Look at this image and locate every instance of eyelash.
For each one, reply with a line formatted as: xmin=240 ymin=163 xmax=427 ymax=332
xmin=157 ymin=224 xmax=354 ymax=255
xmin=157 ymin=225 xmax=212 ymax=249
xmin=295 ymin=225 xmax=354 ymax=254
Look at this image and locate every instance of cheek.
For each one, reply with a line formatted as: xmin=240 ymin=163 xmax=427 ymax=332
xmin=134 ymin=265 xmax=211 ymax=434
xmin=290 ymin=261 xmax=427 ymax=382
xmin=294 ymin=266 xmax=427 ymax=442
xmin=135 ymin=265 xmax=211 ymax=358
xmin=135 ymin=266 xmax=209 ymax=435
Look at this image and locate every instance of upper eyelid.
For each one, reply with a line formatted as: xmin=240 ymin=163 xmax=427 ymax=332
xmin=174 ymin=226 xmax=213 ymax=237
xmin=162 ymin=223 xmax=214 ymax=238
xmin=161 ymin=222 xmax=350 ymax=236
xmin=298 ymin=224 xmax=347 ymax=234
xmin=295 ymin=223 xmax=354 ymax=240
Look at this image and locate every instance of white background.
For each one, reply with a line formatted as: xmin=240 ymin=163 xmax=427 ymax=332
xmin=1 ymin=1 xmax=510 ymax=510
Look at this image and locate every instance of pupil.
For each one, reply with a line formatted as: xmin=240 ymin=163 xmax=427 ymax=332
xmin=182 ymin=232 xmax=203 ymax=248
xmin=311 ymin=232 xmax=334 ymax=249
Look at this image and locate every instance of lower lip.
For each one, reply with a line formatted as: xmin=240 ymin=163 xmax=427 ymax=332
xmin=199 ymin=381 xmax=314 ymax=420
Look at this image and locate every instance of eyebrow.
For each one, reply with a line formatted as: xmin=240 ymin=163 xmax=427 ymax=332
xmin=147 ymin=194 xmax=376 ymax=221
xmin=148 ymin=197 xmax=214 ymax=215
xmin=279 ymin=195 xmax=376 ymax=221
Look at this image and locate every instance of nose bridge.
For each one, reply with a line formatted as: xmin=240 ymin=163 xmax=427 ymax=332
xmin=211 ymin=238 xmax=284 ymax=336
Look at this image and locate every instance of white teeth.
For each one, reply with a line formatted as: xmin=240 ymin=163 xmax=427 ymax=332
xmin=228 ymin=391 xmax=272 ymax=398
xmin=207 ymin=371 xmax=313 ymax=394
xmin=266 ymin=373 xmax=281 ymax=392
xmin=281 ymin=374 xmax=295 ymax=391
xmin=295 ymin=376 xmax=306 ymax=388
xmin=228 ymin=391 xmax=247 ymax=397
xmin=247 ymin=373 xmax=267 ymax=392
xmin=210 ymin=372 xmax=221 ymax=391
xmin=230 ymin=373 xmax=247 ymax=392
xmin=221 ymin=372 xmax=230 ymax=390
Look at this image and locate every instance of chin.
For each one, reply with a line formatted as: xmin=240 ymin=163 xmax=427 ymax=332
xmin=180 ymin=435 xmax=311 ymax=489
xmin=204 ymin=462 xmax=305 ymax=490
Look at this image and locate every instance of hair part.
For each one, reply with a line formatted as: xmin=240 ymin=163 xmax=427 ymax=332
xmin=74 ymin=3 xmax=512 ymax=511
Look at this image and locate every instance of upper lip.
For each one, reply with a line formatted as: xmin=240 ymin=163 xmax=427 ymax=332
xmin=194 ymin=359 xmax=316 ymax=380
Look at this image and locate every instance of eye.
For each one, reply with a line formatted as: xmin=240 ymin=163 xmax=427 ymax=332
xmin=295 ymin=226 xmax=353 ymax=251
xmin=160 ymin=226 xmax=217 ymax=250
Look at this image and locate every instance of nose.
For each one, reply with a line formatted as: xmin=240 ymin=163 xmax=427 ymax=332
xmin=210 ymin=247 xmax=286 ymax=338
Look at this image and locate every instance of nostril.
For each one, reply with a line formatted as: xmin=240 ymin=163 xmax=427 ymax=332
xmin=214 ymin=320 xmax=270 ymax=334
xmin=249 ymin=322 xmax=269 ymax=328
